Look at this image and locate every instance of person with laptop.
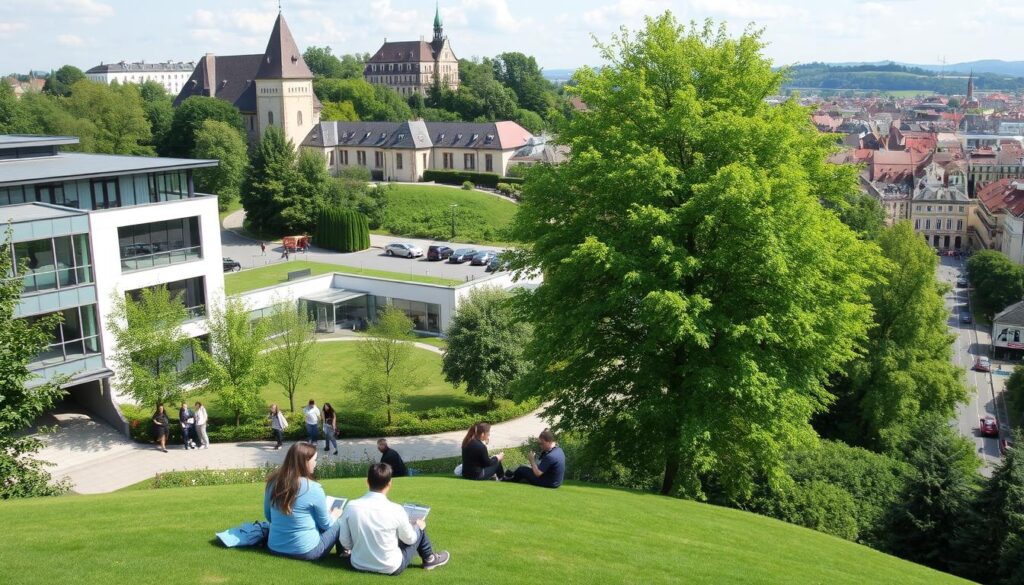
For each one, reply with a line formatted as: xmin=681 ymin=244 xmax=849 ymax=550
xmin=505 ymin=428 xmax=566 ymax=488
xmin=337 ymin=463 xmax=450 ymax=575
xmin=264 ymin=443 xmax=343 ymax=561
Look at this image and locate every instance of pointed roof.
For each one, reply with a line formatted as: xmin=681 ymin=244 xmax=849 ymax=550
xmin=256 ymin=13 xmax=313 ymax=80
xmin=434 ymin=2 xmax=442 ymax=28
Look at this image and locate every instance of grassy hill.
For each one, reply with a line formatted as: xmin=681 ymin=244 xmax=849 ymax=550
xmin=0 ymin=477 xmax=972 ymax=585
xmin=381 ymin=184 xmax=518 ymax=245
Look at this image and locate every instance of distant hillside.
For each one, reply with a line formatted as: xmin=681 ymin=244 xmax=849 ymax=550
xmin=0 ymin=477 xmax=974 ymax=584
xmin=782 ymin=62 xmax=1024 ymax=93
xmin=827 ymin=60 xmax=1024 ymax=78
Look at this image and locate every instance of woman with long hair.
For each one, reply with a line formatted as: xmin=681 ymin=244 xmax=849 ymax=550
xmin=264 ymin=442 xmax=343 ymax=560
xmin=460 ymin=422 xmax=505 ymax=480
xmin=151 ymin=404 xmax=169 ymax=453
xmin=322 ymin=403 xmax=338 ymax=455
xmin=269 ymin=404 xmax=286 ymax=450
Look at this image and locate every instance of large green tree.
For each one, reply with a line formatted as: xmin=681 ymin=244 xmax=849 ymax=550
xmin=162 ymin=96 xmax=244 ymax=157
xmin=193 ymin=299 xmax=269 ymax=425
xmin=138 ymin=80 xmax=174 ymax=153
xmin=313 ymin=78 xmax=411 ymax=121
xmin=0 ymin=233 xmax=69 ymax=499
xmin=303 ymin=47 xmax=366 ymax=79
xmin=510 ymin=15 xmax=877 ymax=498
xmin=817 ymin=221 xmax=965 ymax=450
xmin=42 ymin=65 xmax=85 ymax=97
xmin=492 ymin=52 xmax=554 ymax=115
xmin=192 ymin=119 xmax=249 ymax=211
xmin=0 ymin=83 xmax=19 ymax=133
xmin=968 ymin=250 xmax=1024 ymax=318
xmin=1007 ymin=365 xmax=1024 ymax=426
xmin=242 ymin=128 xmax=329 ymax=234
xmin=442 ymin=288 xmax=531 ymax=408
xmin=64 ymin=81 xmax=153 ymax=155
xmin=108 ymin=286 xmax=193 ymax=408
xmin=350 ymin=307 xmax=417 ymax=426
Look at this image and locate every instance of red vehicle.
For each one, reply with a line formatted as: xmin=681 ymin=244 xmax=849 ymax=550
xmin=973 ymin=357 xmax=992 ymax=372
xmin=282 ymin=235 xmax=311 ymax=252
xmin=980 ymin=416 xmax=999 ymax=438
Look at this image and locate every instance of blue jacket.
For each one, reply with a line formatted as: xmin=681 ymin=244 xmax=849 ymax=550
xmin=264 ymin=478 xmax=335 ymax=555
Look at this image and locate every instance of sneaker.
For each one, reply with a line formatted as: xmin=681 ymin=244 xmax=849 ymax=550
xmin=324 ymin=447 xmax=330 ymax=452
xmin=333 ymin=450 xmax=339 ymax=455
xmin=423 ymin=551 xmax=450 ymax=570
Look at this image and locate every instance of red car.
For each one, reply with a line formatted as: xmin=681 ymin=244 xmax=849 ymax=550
xmin=980 ymin=416 xmax=999 ymax=438
xmin=973 ymin=357 xmax=992 ymax=372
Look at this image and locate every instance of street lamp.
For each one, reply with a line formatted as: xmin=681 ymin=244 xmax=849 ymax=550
xmin=450 ymin=203 xmax=458 ymax=240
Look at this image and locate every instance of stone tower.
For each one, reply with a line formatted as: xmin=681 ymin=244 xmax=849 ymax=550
xmin=255 ymin=12 xmax=318 ymax=149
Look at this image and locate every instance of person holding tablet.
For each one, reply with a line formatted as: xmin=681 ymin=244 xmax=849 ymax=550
xmin=460 ymin=422 xmax=504 ymax=481
xmin=338 ymin=463 xmax=450 ymax=575
xmin=264 ymin=443 xmax=343 ymax=560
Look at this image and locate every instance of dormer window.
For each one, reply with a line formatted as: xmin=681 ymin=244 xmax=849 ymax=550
xmin=364 ymin=132 xmax=372 ymax=140
xmin=470 ymin=134 xmax=478 ymax=142
xmin=455 ymin=134 xmax=463 ymax=141
xmin=484 ymin=134 xmax=494 ymax=144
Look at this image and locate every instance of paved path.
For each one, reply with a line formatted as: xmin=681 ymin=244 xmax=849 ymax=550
xmin=41 ymin=339 xmax=549 ymax=494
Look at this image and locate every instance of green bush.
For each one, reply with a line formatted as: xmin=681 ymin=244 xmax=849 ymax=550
xmin=423 ymin=169 xmax=501 ymax=188
xmin=496 ymin=182 xmax=522 ymax=198
xmin=315 ymin=207 xmax=370 ymax=252
xmin=461 ymin=180 xmax=474 ymax=190
xmin=501 ymin=176 xmax=525 ymax=185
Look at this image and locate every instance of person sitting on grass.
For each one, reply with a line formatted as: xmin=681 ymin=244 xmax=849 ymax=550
xmin=338 ymin=463 xmax=450 ymax=575
xmin=460 ymin=422 xmax=505 ymax=481
xmin=377 ymin=439 xmax=409 ymax=477
xmin=264 ymin=442 xmax=343 ymax=561
xmin=504 ymin=428 xmax=565 ymax=488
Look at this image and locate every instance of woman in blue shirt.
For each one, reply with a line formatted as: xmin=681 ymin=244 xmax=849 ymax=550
xmin=264 ymin=442 xmax=342 ymax=560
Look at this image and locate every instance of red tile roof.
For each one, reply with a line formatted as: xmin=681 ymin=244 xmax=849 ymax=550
xmin=977 ymin=179 xmax=1024 ymax=216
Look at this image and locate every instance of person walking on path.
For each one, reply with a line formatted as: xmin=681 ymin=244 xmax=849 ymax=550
xmin=194 ymin=401 xmax=210 ymax=449
xmin=303 ymin=400 xmax=321 ymax=445
xmin=322 ymin=403 xmax=339 ymax=455
xmin=179 ymin=402 xmax=196 ymax=450
xmin=269 ymin=404 xmax=287 ymax=450
xmin=151 ymin=404 xmax=169 ymax=453
xmin=260 ymin=241 xmax=266 ymax=256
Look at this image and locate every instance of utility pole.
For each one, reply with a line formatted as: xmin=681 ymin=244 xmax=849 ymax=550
xmin=450 ymin=203 xmax=458 ymax=240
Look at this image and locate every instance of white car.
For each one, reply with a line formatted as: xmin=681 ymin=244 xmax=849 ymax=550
xmin=384 ymin=243 xmax=423 ymax=258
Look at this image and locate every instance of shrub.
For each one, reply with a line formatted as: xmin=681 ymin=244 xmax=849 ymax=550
xmin=461 ymin=180 xmax=474 ymax=190
xmin=315 ymin=207 xmax=370 ymax=252
xmin=423 ymin=169 xmax=501 ymax=188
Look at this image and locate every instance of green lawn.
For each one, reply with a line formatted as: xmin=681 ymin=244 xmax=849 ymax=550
xmin=381 ymin=183 xmax=519 ymax=245
xmin=224 ymin=260 xmax=460 ymax=295
xmin=0 ymin=478 xmax=971 ymax=585
xmin=196 ymin=341 xmax=478 ymax=419
xmin=219 ymin=199 xmax=243 ymax=224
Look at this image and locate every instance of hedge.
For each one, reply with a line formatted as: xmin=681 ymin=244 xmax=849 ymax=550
xmin=316 ymin=207 xmax=370 ymax=252
xmin=423 ymin=169 xmax=502 ymax=188
xmin=122 ymin=398 xmax=541 ymax=445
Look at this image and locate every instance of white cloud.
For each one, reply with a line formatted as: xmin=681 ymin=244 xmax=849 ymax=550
xmin=48 ymin=0 xmax=113 ymax=19
xmin=582 ymin=0 xmax=671 ymax=28
xmin=56 ymin=34 xmax=84 ymax=47
xmin=0 ymin=21 xmax=27 ymax=38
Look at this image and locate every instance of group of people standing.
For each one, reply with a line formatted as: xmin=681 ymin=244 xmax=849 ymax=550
xmin=150 ymin=402 xmax=209 ymax=452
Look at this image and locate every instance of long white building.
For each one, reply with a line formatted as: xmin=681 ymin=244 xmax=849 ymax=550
xmin=85 ymin=61 xmax=195 ymax=95
xmin=1 ymin=134 xmax=223 ymax=433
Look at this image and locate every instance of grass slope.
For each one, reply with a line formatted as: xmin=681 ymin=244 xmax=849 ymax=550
xmin=224 ymin=260 xmax=460 ymax=295
xmin=0 ymin=478 xmax=971 ymax=585
xmin=381 ymin=184 xmax=518 ymax=245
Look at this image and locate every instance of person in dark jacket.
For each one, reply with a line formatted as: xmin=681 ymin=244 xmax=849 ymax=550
xmin=179 ymin=402 xmax=196 ymax=450
xmin=505 ymin=428 xmax=566 ymax=488
xmin=460 ymin=422 xmax=504 ymax=480
xmin=152 ymin=404 xmax=169 ymax=452
xmin=377 ymin=439 xmax=408 ymax=477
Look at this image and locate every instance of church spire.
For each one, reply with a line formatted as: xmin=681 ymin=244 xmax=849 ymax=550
xmin=433 ymin=1 xmax=443 ymax=43
xmin=967 ymin=70 xmax=974 ymax=103
xmin=257 ymin=12 xmax=313 ymax=80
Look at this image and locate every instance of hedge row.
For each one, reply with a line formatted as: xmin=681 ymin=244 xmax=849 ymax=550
xmin=423 ymin=169 xmax=502 ymax=188
xmin=316 ymin=207 xmax=370 ymax=252
xmin=122 ymin=398 xmax=541 ymax=445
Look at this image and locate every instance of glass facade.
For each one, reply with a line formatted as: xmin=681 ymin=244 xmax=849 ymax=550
xmin=8 ymin=234 xmax=93 ymax=293
xmin=118 ymin=216 xmax=202 ymax=271
xmin=128 ymin=276 xmax=207 ymax=319
xmin=149 ymin=172 xmax=188 ymax=202
xmin=0 ymin=171 xmax=193 ymax=210
xmin=27 ymin=304 xmax=101 ymax=368
xmin=391 ymin=298 xmax=441 ymax=333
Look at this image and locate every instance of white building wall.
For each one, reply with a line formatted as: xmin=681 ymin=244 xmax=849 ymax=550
xmin=88 ymin=196 xmax=224 ymax=401
xmin=1003 ymin=214 xmax=1024 ymax=264
xmin=85 ymin=69 xmax=192 ymax=95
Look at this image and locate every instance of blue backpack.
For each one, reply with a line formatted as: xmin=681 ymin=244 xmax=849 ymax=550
xmin=216 ymin=521 xmax=270 ymax=548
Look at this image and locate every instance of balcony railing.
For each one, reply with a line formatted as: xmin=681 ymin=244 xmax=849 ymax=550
xmin=121 ymin=246 xmax=201 ymax=272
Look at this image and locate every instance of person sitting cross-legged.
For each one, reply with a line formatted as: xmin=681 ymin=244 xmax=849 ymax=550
xmin=264 ymin=443 xmax=343 ymax=561
xmin=505 ymin=428 xmax=565 ymax=488
xmin=377 ymin=439 xmax=409 ymax=477
xmin=338 ymin=463 xmax=450 ymax=575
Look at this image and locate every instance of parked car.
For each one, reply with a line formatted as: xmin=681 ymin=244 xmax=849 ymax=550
xmin=222 ymin=257 xmax=241 ymax=272
xmin=427 ymin=245 xmax=454 ymax=261
xmin=470 ymin=250 xmax=497 ymax=266
xmin=486 ymin=252 xmax=510 ymax=273
xmin=448 ymin=248 xmax=478 ymax=263
xmin=980 ymin=416 xmax=999 ymax=438
xmin=974 ymin=356 xmax=992 ymax=372
xmin=384 ymin=243 xmax=423 ymax=258
xmin=1000 ymin=438 xmax=1014 ymax=455
xmin=961 ymin=313 xmax=972 ymax=324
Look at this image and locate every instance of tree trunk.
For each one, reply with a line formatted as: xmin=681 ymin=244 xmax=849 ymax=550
xmin=289 ymin=392 xmax=295 ymax=413
xmin=660 ymin=437 xmax=680 ymax=495
xmin=386 ymin=394 xmax=392 ymax=425
xmin=235 ymin=411 xmax=241 ymax=426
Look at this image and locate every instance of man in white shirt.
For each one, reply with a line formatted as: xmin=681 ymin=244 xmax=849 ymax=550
xmin=338 ymin=463 xmax=450 ymax=575
xmin=303 ymin=399 xmax=321 ymax=445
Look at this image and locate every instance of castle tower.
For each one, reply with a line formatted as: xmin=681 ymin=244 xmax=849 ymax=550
xmin=255 ymin=12 xmax=318 ymax=149
xmin=967 ymin=71 xmax=975 ymax=104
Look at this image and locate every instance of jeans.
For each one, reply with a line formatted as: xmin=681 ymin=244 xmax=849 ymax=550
xmin=195 ymin=424 xmax=209 ymax=447
xmin=391 ymin=527 xmax=434 ymax=576
xmin=465 ymin=456 xmax=504 ymax=480
xmin=181 ymin=425 xmax=193 ymax=447
xmin=273 ymin=521 xmax=341 ymax=561
xmin=271 ymin=428 xmax=283 ymax=447
xmin=323 ymin=424 xmax=337 ymax=451
xmin=305 ymin=423 xmax=318 ymax=444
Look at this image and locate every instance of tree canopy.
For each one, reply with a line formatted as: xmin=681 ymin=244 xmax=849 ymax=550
xmin=967 ymin=250 xmax=1024 ymax=318
xmin=42 ymin=64 xmax=85 ymax=97
xmin=510 ymin=14 xmax=877 ymax=499
xmin=192 ymin=119 xmax=249 ymax=211
xmin=162 ymin=96 xmax=244 ymax=157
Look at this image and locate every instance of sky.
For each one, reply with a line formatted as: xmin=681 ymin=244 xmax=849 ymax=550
xmin=2 ymin=0 xmax=1024 ymax=74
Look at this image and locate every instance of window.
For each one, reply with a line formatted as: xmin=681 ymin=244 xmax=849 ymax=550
xmin=959 ymin=206 xmax=965 ymax=212
xmin=90 ymin=178 xmax=120 ymax=209
xmin=118 ymin=217 xmax=202 ymax=271
xmin=422 ymin=153 xmax=427 ymax=168
xmin=297 ymin=110 xmax=303 ymax=126
xmin=249 ymin=117 xmax=255 ymax=131
xmin=128 ymin=276 xmax=207 ymax=320
xmin=925 ymin=219 xmax=931 ymax=230
xmin=341 ymin=150 xmax=349 ymax=165
xmin=443 ymin=152 xmax=453 ymax=169
xmin=357 ymin=151 xmax=367 ymax=166
xmin=464 ymin=153 xmax=475 ymax=170
xmin=926 ymin=206 xmax=932 ymax=212
xmin=957 ymin=219 xmax=963 ymax=231
xmin=374 ymin=151 xmax=383 ymax=168
xmin=268 ymin=111 xmax=274 ymax=125
xmin=915 ymin=219 xmax=920 ymax=229
xmin=26 ymin=304 xmax=101 ymax=368
xmin=33 ymin=182 xmax=78 ymax=208
xmin=946 ymin=218 xmax=952 ymax=230
xmin=148 ymin=172 xmax=188 ymax=202
xmin=485 ymin=154 xmax=493 ymax=173
xmin=329 ymin=151 xmax=335 ymax=166
xmin=396 ymin=153 xmax=403 ymax=169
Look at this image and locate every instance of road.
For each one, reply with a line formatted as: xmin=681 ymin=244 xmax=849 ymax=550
xmin=937 ymin=255 xmax=1010 ymax=475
